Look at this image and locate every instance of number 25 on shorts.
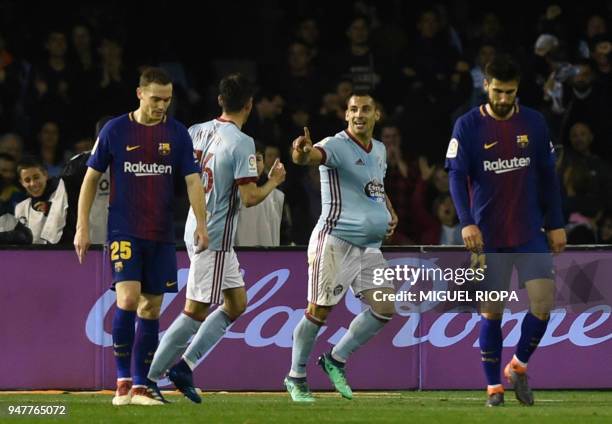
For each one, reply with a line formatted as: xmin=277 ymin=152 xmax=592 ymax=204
xmin=110 ymin=241 xmax=132 ymax=261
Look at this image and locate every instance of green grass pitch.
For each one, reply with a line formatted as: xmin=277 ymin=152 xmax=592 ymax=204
xmin=1 ymin=391 xmax=610 ymax=423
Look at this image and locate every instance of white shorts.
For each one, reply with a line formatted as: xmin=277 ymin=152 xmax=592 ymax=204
xmin=186 ymin=247 xmax=244 ymax=304
xmin=307 ymin=232 xmax=392 ymax=306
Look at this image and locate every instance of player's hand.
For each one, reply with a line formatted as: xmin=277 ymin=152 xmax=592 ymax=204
xmin=547 ymin=228 xmax=566 ymax=254
xmin=268 ymin=158 xmax=286 ymax=186
xmin=461 ymin=224 xmax=484 ymax=253
xmin=74 ymin=228 xmax=91 ymax=264
xmin=386 ymin=208 xmax=398 ymax=238
xmin=193 ymin=224 xmax=209 ymax=254
xmin=292 ymin=127 xmax=313 ymax=154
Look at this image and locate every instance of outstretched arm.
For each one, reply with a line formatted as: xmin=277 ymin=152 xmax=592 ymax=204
xmin=238 ymin=159 xmax=287 ymax=207
xmin=291 ymin=127 xmax=324 ymax=166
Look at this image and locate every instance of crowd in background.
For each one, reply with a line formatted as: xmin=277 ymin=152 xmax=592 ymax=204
xmin=1 ymin=0 xmax=612 ymax=245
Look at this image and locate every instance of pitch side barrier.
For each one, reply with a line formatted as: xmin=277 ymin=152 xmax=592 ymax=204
xmin=0 ymin=245 xmax=610 ymax=390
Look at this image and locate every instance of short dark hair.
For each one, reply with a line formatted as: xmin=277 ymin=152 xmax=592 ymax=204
xmin=139 ymin=67 xmax=172 ymax=87
xmin=219 ymin=73 xmax=255 ymax=113
xmin=484 ymin=54 xmax=521 ymax=82
xmin=17 ymin=156 xmax=46 ymax=176
xmin=0 ymin=152 xmax=16 ymax=162
xmin=347 ymin=90 xmax=376 ymax=107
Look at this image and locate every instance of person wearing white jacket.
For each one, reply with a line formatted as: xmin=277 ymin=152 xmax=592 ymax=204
xmin=14 ymin=157 xmax=68 ymax=244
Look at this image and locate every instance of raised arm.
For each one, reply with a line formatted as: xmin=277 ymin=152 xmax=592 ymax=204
xmin=238 ymin=159 xmax=286 ymax=207
xmin=291 ymin=127 xmax=324 ymax=166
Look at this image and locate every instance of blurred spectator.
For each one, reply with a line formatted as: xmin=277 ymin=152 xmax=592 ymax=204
xmin=235 ymin=143 xmax=291 ymax=246
xmin=95 ymin=38 xmax=134 ymax=120
xmin=284 ymin=104 xmax=311 ymax=140
xmin=71 ymin=24 xmax=95 ymax=74
xmin=61 ymin=116 xmax=112 ymax=245
xmin=467 ymin=12 xmax=506 ymax=50
xmin=243 ymin=90 xmax=285 ymax=146
xmin=397 ymin=8 xmax=467 ymax=161
xmin=467 ymin=44 xmax=496 ymax=108
xmin=590 ymin=34 xmax=612 ymax=85
xmin=536 ymin=4 xmax=570 ymax=45
xmin=294 ymin=17 xmax=321 ymax=66
xmin=263 ymin=144 xmax=281 ymax=175
xmin=13 ymin=156 xmax=68 ymax=244
xmin=311 ymin=88 xmax=347 ymax=141
xmin=559 ymin=122 xmax=612 ymax=220
xmin=410 ymin=158 xmax=450 ymax=244
xmin=379 ymin=122 xmax=417 ymax=244
xmin=577 ymin=14 xmax=608 ymax=59
xmin=419 ymin=193 xmax=463 ymax=245
xmin=0 ymin=133 xmax=24 ymax=162
xmin=544 ymin=60 xmax=612 ymax=148
xmin=36 ymin=121 xmax=63 ymax=177
xmin=276 ymin=41 xmax=325 ymax=114
xmin=599 ymin=211 xmax=612 ymax=243
xmin=0 ymin=152 xmax=26 ymax=214
xmin=70 ymin=24 xmax=99 ymax=137
xmin=334 ymin=15 xmax=382 ymax=93
xmin=0 ymin=33 xmax=25 ymax=134
xmin=27 ymin=30 xmax=74 ymax=135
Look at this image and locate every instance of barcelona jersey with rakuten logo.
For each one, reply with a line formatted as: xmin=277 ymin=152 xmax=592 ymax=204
xmin=87 ymin=112 xmax=199 ymax=242
xmin=445 ymin=104 xmax=558 ymax=248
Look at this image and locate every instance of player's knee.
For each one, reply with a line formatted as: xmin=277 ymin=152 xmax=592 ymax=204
xmin=370 ymin=302 xmax=395 ymax=319
xmin=184 ymin=300 xmax=209 ymax=322
xmin=529 ymin=296 xmax=553 ymax=317
xmin=481 ymin=312 xmax=503 ymax=320
xmin=307 ymin=303 xmax=331 ymax=322
xmin=224 ymin=301 xmax=246 ymax=321
xmin=116 ymin=293 xmax=139 ymax=311
xmin=137 ymin=301 xmax=161 ymax=319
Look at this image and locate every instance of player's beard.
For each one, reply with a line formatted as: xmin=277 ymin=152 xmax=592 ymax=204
xmin=489 ymin=101 xmax=514 ymax=118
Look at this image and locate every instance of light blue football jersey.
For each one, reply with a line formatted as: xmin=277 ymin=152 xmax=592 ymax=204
xmin=184 ymin=118 xmax=258 ymax=251
xmin=313 ymin=130 xmax=390 ymax=248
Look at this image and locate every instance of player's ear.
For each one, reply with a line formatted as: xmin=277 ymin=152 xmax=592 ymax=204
xmin=483 ymin=78 xmax=489 ymax=92
xmin=244 ymin=97 xmax=253 ymax=113
xmin=375 ymin=109 xmax=381 ymax=122
xmin=217 ymin=95 xmax=223 ymax=108
xmin=136 ymin=87 xmax=143 ymax=100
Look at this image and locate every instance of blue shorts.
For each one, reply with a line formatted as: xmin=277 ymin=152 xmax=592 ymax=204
xmin=483 ymin=232 xmax=554 ymax=289
xmin=108 ymin=234 xmax=178 ymax=295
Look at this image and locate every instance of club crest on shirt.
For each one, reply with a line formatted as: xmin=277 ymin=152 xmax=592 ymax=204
xmin=114 ymin=261 xmax=124 ymax=272
xmin=158 ymin=142 xmax=171 ymax=156
xmin=364 ymin=179 xmax=385 ymax=203
xmin=516 ymin=134 xmax=529 ymax=148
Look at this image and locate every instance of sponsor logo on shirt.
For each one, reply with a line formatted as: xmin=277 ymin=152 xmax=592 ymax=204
xmin=364 ymin=179 xmax=386 ymax=202
xmin=483 ymin=157 xmax=531 ymax=174
xmin=484 ymin=141 xmax=498 ymax=149
xmin=124 ymin=161 xmax=173 ymax=176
